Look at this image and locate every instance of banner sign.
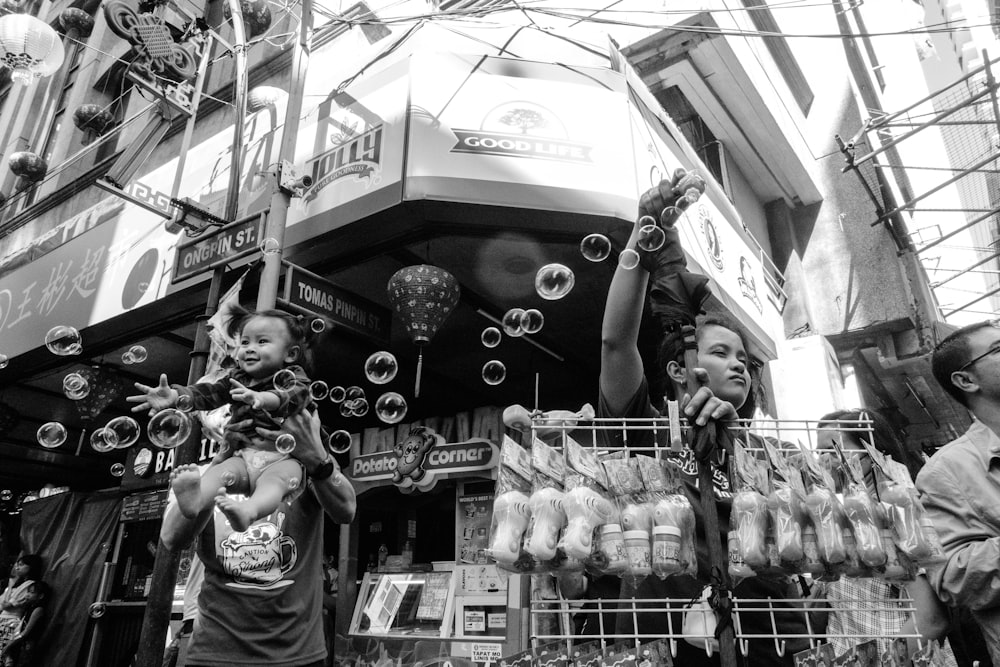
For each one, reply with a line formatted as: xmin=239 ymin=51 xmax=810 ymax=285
xmin=280 ymin=262 xmax=390 ymax=343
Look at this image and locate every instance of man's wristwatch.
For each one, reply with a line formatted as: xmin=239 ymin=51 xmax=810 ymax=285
xmin=309 ymin=454 xmax=336 ymax=481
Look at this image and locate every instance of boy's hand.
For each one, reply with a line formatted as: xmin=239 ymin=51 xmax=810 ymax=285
xmin=126 ymin=374 xmax=179 ymax=416
xmin=229 ymin=380 xmax=263 ymax=409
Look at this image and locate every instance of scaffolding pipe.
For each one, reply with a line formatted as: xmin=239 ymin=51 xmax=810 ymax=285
xmin=932 ymin=249 xmax=1000 ymax=287
xmin=914 ymin=207 xmax=1000 ymax=254
xmin=872 ymin=150 xmax=1000 ymax=226
xmin=945 ymin=284 xmax=1000 ymax=318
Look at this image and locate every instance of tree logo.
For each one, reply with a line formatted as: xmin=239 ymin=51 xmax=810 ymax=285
xmin=451 ymin=101 xmax=592 ymax=163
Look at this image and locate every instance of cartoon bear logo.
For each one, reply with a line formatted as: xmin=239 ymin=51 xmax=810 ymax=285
xmin=392 ymin=426 xmax=439 ymax=485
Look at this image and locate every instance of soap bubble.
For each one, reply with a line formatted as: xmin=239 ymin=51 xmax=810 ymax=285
xmin=176 ymin=394 xmax=195 ymax=412
xmin=638 ymin=214 xmax=657 ymax=228
xmin=580 ymin=233 xmax=611 ymax=262
xmin=121 ymin=352 xmax=135 ymax=365
xmin=339 ymin=402 xmax=354 ymax=418
xmin=45 ymin=325 xmax=82 ymax=356
xmin=375 ymin=392 xmax=407 ymax=424
xmin=221 ymin=471 xmax=237 ymax=487
xmin=329 ymin=386 xmax=346 ymax=403
xmin=311 ymin=318 xmax=326 ymax=333
xmin=351 ymin=398 xmax=369 ymax=417
xmin=482 ymin=360 xmax=507 ymax=386
xmin=637 ymin=224 xmax=666 ymax=252
xmin=519 ymin=309 xmax=544 ymax=334
xmin=310 ymin=381 xmax=330 ymax=401
xmin=481 ymin=327 xmax=501 ymax=348
xmin=275 ymin=433 xmax=296 ymax=454
xmin=329 ymin=429 xmax=352 ymax=454
xmin=0 ymin=490 xmax=10 ymax=501
xmin=287 ymin=477 xmax=300 ymax=491
xmin=273 ymin=369 xmax=298 ymax=391
xmin=260 ymin=237 xmax=281 ymax=255
xmin=618 ymin=249 xmax=640 ymax=270
xmin=128 ymin=345 xmax=148 ymax=363
xmin=63 ymin=372 xmax=90 ymax=400
xmin=535 ymin=263 xmax=575 ymax=301
xmin=90 ymin=428 xmax=116 ymax=453
xmin=148 ymin=409 xmax=191 ymax=449
xmin=364 ymin=352 xmax=398 ymax=385
xmin=36 ymin=422 xmax=68 ymax=448
xmin=660 ymin=205 xmax=682 ymax=226
xmin=345 ymin=386 xmax=365 ymax=401
xmin=683 ymin=187 xmax=702 ymax=205
xmin=89 ymin=603 xmax=107 ymax=619
xmin=502 ymin=308 xmax=525 ymax=337
xmin=0 ymin=354 xmax=7 ymax=369
xmin=106 ymin=416 xmax=141 ymax=449
xmin=110 ymin=463 xmax=125 ymax=478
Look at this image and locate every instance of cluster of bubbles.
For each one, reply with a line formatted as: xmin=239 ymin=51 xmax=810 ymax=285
xmin=121 ymin=345 xmax=148 ymax=365
xmin=62 ymin=372 xmax=89 ymax=400
xmin=331 ymin=385 xmax=369 ymax=418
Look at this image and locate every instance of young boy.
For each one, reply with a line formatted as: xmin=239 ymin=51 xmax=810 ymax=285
xmin=129 ymin=308 xmax=312 ymax=531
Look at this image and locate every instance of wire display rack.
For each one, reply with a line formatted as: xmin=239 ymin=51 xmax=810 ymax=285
xmin=520 ymin=415 xmax=927 ymax=664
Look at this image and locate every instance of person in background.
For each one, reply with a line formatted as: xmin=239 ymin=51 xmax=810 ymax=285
xmin=917 ymin=320 xmax=1000 ymax=665
xmin=161 ymin=410 xmax=356 ymax=667
xmin=0 ymin=580 xmax=48 ymax=667
xmin=810 ymin=410 xmax=956 ymax=664
xmin=0 ymin=556 xmax=41 ymax=662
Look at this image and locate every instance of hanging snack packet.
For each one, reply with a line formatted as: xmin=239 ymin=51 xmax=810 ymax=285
xmin=799 ymin=444 xmax=847 ymax=569
xmin=837 ymin=451 xmax=887 ymax=570
xmin=560 ymin=437 xmax=616 ymax=561
xmin=762 ymin=437 xmax=809 ymax=567
xmin=728 ymin=508 xmax=756 ymax=582
xmin=524 ymin=437 xmax=568 ymax=565
xmin=488 ymin=436 xmax=533 ymax=570
xmin=731 ymin=440 xmax=769 ymax=570
xmin=590 ymin=453 xmax=629 ymax=576
xmin=638 ymin=456 xmax=696 ymax=578
xmin=605 ymin=457 xmax=652 ymax=579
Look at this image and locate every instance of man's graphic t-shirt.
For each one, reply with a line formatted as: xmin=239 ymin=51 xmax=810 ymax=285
xmin=188 ymin=492 xmax=326 ymax=666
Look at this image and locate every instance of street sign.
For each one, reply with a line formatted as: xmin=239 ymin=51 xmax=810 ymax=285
xmin=281 ymin=262 xmax=391 ymax=343
xmin=172 ymin=215 xmax=265 ymax=283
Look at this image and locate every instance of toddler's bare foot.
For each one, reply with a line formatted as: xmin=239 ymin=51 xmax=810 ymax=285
xmin=171 ymin=464 xmax=204 ymax=518
xmin=216 ymin=495 xmax=257 ymax=532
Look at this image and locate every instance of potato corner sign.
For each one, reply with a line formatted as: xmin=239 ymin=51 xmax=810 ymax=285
xmin=349 ymin=435 xmax=497 ymax=492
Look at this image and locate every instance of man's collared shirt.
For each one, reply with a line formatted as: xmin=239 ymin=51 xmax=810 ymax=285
xmin=917 ymin=418 xmax=1000 ymax=664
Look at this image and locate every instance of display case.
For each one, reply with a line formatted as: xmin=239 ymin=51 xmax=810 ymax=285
xmin=350 ymin=571 xmax=458 ymax=638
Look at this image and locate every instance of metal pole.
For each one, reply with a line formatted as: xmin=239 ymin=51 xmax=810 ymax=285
xmin=257 ymin=0 xmax=312 ymax=308
xmin=132 ymin=7 xmax=250 ymax=664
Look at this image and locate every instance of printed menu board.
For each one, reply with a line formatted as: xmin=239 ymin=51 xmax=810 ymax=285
xmin=415 ymin=572 xmax=452 ymax=620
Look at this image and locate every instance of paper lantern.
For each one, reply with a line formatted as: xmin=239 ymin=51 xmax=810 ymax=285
xmin=387 ymin=264 xmax=460 ymax=397
xmin=74 ymin=366 xmax=125 ymax=423
xmin=247 ymin=85 xmax=284 ymax=113
xmin=223 ymin=0 xmax=271 ymax=39
xmin=59 ymin=8 xmax=94 ymax=37
xmin=0 ymin=14 xmax=65 ymax=84
xmin=9 ymin=151 xmax=46 ymax=182
xmin=73 ymin=104 xmax=114 ymax=142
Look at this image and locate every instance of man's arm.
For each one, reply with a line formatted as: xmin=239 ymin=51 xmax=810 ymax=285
xmin=917 ymin=462 xmax=1000 ymax=610
xmin=256 ymin=411 xmax=356 ymax=524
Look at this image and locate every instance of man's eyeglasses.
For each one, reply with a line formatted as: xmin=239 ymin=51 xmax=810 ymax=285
xmin=959 ymin=320 xmax=1000 ymax=371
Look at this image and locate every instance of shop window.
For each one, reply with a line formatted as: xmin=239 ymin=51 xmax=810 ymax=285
xmin=654 ymin=85 xmax=732 ymax=196
xmin=740 ymin=0 xmax=814 ymax=115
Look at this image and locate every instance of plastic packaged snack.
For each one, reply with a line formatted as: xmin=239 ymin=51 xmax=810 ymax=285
xmin=605 ymin=457 xmax=652 ymax=579
xmin=559 ymin=437 xmax=615 ymax=561
xmin=760 ymin=438 xmax=809 ymax=569
xmin=523 ymin=438 xmax=568 ymax=563
xmin=731 ymin=441 xmax=769 ymax=569
xmin=798 ymin=445 xmax=847 ymax=567
xmin=487 ymin=436 xmax=534 ymax=569
xmin=637 ymin=455 xmax=696 ymax=578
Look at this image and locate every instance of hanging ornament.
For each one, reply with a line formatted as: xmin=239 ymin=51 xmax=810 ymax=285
xmin=223 ymin=0 xmax=271 ymax=39
xmin=58 ymin=8 xmax=94 ymax=37
xmin=386 ymin=264 xmax=461 ymax=398
xmin=73 ymin=104 xmax=114 ymax=143
xmin=9 ymin=151 xmax=46 ymax=182
xmin=0 ymin=14 xmax=65 ymax=85
xmin=246 ymin=85 xmax=285 ymax=113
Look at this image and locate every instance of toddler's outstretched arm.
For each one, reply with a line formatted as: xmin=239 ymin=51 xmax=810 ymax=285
xmin=127 ymin=374 xmax=179 ymax=416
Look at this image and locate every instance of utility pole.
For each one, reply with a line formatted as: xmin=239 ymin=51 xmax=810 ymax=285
xmin=132 ymin=2 xmax=249 ymax=663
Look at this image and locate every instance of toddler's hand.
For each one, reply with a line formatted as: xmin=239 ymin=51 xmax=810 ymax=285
xmin=126 ymin=374 xmax=179 ymax=416
xmin=229 ymin=380 xmax=263 ymax=408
